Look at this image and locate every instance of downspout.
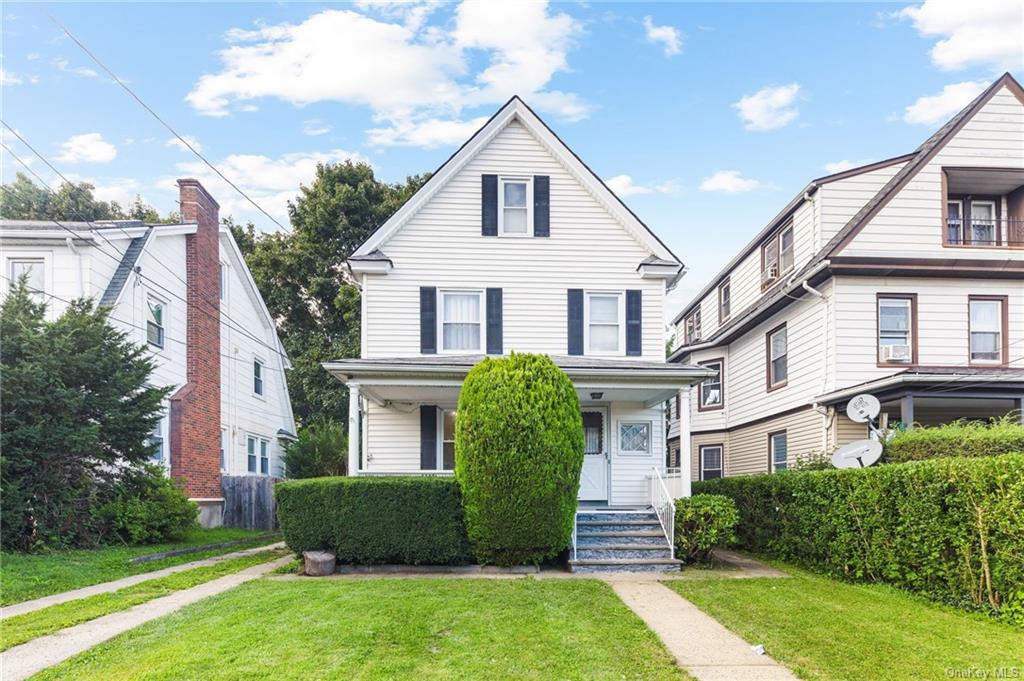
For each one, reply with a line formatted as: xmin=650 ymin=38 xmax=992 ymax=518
xmin=66 ymin=237 xmax=84 ymax=297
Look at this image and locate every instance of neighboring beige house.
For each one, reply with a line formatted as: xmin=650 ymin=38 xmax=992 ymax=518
xmin=667 ymin=72 xmax=1024 ymax=482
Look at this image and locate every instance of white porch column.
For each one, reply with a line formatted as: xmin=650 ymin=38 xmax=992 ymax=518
xmin=678 ymin=388 xmax=692 ymax=498
xmin=348 ymin=383 xmax=361 ymax=476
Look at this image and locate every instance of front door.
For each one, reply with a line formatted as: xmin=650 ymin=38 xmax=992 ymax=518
xmin=578 ymin=409 xmax=608 ymax=501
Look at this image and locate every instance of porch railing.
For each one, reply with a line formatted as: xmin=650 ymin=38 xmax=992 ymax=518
xmin=649 ymin=467 xmax=676 ymax=560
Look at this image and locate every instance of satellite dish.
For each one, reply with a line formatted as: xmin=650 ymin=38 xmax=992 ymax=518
xmin=846 ymin=394 xmax=880 ymax=424
xmin=831 ymin=439 xmax=883 ymax=469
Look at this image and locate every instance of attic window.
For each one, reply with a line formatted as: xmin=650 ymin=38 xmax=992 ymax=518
xmin=761 ymin=222 xmax=794 ymax=289
xmin=499 ymin=178 xmax=531 ymax=236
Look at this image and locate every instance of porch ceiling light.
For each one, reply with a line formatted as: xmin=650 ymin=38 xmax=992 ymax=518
xmin=590 ymin=392 xmax=603 ymax=400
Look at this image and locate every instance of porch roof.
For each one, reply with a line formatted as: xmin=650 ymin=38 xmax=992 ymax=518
xmin=324 ymin=355 xmax=714 ymax=408
xmin=813 ymin=367 xmax=1024 ymax=406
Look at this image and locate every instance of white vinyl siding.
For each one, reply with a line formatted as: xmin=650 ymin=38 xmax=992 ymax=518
xmin=361 ymin=119 xmax=665 ymax=360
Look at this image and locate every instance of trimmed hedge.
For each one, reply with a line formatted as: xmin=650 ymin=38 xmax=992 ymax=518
xmin=694 ymin=454 xmax=1024 ymax=623
xmin=885 ymin=417 xmax=1024 ymax=463
xmin=455 ymin=353 xmax=584 ymax=566
xmin=674 ymin=494 xmax=738 ymax=564
xmin=275 ymin=476 xmax=472 ymax=565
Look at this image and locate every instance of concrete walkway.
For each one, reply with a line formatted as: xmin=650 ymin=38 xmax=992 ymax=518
xmin=2 ymin=555 xmax=292 ymax=681
xmin=609 ymin=579 xmax=798 ymax=681
xmin=1 ymin=542 xmax=286 ymax=619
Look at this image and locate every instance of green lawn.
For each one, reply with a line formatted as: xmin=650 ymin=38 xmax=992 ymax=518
xmin=665 ymin=568 xmax=1024 ymax=681
xmin=1 ymin=548 xmax=287 ymax=651
xmin=1 ymin=528 xmax=277 ymax=606
xmin=35 ymin=578 xmax=688 ymax=680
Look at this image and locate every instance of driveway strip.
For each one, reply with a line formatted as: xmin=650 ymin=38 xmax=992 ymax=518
xmin=608 ymin=578 xmax=799 ymax=681
xmin=1 ymin=542 xmax=285 ymax=620
xmin=2 ymin=555 xmax=292 ymax=681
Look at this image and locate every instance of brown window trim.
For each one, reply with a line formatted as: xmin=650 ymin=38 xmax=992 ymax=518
xmin=876 ymin=293 xmax=919 ymax=368
xmin=718 ymin=278 xmax=731 ymax=324
xmin=699 ymin=443 xmax=725 ymax=481
xmin=967 ymin=295 xmax=1009 ymax=366
xmin=765 ymin=322 xmax=788 ymax=393
xmin=767 ymin=430 xmax=788 ymax=473
xmin=684 ymin=308 xmax=702 ymax=345
xmin=760 ymin=222 xmax=795 ymax=291
xmin=697 ymin=358 xmax=725 ymax=412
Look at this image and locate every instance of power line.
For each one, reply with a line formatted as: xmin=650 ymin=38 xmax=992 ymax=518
xmin=44 ymin=10 xmax=289 ymax=232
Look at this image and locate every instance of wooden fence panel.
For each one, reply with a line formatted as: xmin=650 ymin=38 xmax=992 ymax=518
xmin=221 ymin=475 xmax=281 ymax=530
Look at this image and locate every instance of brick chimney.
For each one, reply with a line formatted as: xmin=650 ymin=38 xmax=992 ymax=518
xmin=169 ymin=179 xmax=223 ymax=527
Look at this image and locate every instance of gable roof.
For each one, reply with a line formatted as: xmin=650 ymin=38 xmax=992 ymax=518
xmin=100 ymin=227 xmax=153 ymax=307
xmin=670 ymin=71 xmax=1024 ymax=333
xmin=352 ymin=96 xmax=681 ymax=265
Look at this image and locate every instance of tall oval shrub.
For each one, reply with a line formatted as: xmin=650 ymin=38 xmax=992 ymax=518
xmin=455 ymin=353 xmax=584 ymax=566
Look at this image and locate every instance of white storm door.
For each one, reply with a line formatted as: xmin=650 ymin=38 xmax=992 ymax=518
xmin=578 ymin=409 xmax=608 ymax=501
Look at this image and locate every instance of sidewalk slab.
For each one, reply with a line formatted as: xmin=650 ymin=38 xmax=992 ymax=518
xmin=608 ymin=579 xmax=798 ymax=681
xmin=1 ymin=542 xmax=285 ymax=619
xmin=2 ymin=555 xmax=292 ymax=681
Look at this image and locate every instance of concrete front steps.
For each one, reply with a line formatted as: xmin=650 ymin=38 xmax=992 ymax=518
xmin=570 ymin=510 xmax=681 ymax=573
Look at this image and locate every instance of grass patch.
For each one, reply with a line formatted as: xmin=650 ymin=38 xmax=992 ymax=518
xmin=36 ymin=578 xmax=687 ymax=680
xmin=1 ymin=549 xmax=286 ymax=651
xmin=269 ymin=558 xmax=301 ymax=575
xmin=2 ymin=528 xmax=278 ymax=605
xmin=665 ymin=567 xmax=1024 ymax=681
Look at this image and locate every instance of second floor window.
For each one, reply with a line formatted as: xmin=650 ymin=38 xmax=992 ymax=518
xmin=684 ymin=308 xmax=702 ymax=345
xmin=440 ymin=291 xmax=483 ymax=352
xmin=8 ymin=258 xmax=45 ymax=303
xmin=586 ymin=293 xmax=621 ymax=354
xmin=698 ymin=359 xmax=724 ymax=410
xmin=253 ymin=359 xmax=265 ymax=396
xmin=969 ymin=297 xmax=1005 ymax=364
xmin=146 ymin=298 xmax=165 ymax=348
xmin=499 ymin=178 xmax=530 ymax=235
xmin=877 ymin=296 xmax=915 ymax=364
xmin=767 ymin=324 xmax=788 ymax=390
xmin=718 ymin=279 xmax=731 ymax=323
xmin=761 ymin=223 xmax=794 ymax=287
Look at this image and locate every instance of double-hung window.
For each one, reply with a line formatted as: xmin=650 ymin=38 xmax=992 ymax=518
xmin=718 ymin=279 xmax=731 ymax=323
xmin=220 ymin=428 xmax=228 ymax=471
xmin=947 ymin=200 xmax=964 ymax=244
xmin=619 ymin=421 xmax=652 ymax=456
xmin=969 ymin=296 xmax=1005 ymax=364
xmin=770 ymin=431 xmax=788 ymax=472
xmin=499 ymin=178 xmax=531 ymax=236
xmin=761 ymin=223 xmax=794 ymax=287
xmin=439 ymin=290 xmax=483 ymax=352
xmin=8 ymin=258 xmax=46 ymax=303
xmin=146 ymin=297 xmax=165 ymax=349
xmin=684 ymin=308 xmax=702 ymax=345
xmin=253 ymin=359 xmax=265 ymax=396
xmin=877 ymin=296 xmax=915 ymax=364
xmin=247 ymin=435 xmax=270 ymax=475
xmin=698 ymin=359 xmax=724 ymax=410
xmin=970 ymin=201 xmax=997 ymax=246
xmin=586 ymin=292 xmax=622 ymax=354
xmin=767 ymin=324 xmax=788 ymax=390
xmin=700 ymin=445 xmax=723 ymax=480
xmin=149 ymin=418 xmax=165 ymax=464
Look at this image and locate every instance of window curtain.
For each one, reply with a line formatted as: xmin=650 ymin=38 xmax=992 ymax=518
xmin=443 ymin=293 xmax=480 ymax=350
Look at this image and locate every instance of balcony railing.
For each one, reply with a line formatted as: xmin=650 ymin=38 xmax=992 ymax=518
xmin=946 ymin=217 xmax=1024 ymax=248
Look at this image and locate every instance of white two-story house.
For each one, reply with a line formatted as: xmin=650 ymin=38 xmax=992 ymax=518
xmin=667 ymin=72 xmax=1024 ymax=482
xmin=1 ymin=179 xmax=296 ymax=526
xmin=326 ymin=97 xmax=712 ymax=524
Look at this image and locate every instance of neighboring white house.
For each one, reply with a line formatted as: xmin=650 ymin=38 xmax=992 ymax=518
xmin=1 ymin=179 xmax=296 ymax=525
xmin=667 ymin=72 xmax=1024 ymax=482
xmin=324 ymin=97 xmax=711 ymax=568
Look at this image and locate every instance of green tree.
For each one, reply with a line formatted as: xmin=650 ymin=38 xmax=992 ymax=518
xmin=0 ymin=173 xmax=175 ymax=223
xmin=240 ymin=161 xmax=428 ymax=426
xmin=0 ymin=279 xmax=185 ymax=550
xmin=281 ymin=421 xmax=348 ymax=478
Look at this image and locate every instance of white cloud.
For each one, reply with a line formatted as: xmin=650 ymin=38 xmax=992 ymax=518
xmin=1 ymin=69 xmax=23 ymax=85
xmin=91 ymin=178 xmax=140 ymax=207
xmin=897 ymin=0 xmax=1023 ymax=71
xmin=168 ymin=148 xmax=370 ymax=224
xmin=733 ymin=83 xmax=801 ymax=131
xmin=605 ymin=174 xmax=682 ymax=198
xmin=699 ymin=170 xmax=760 ymax=193
xmin=187 ymin=2 xmax=587 ymax=147
xmin=165 ymin=135 xmax=203 ymax=153
xmin=902 ymin=79 xmax=988 ymax=124
xmin=367 ymin=115 xmax=489 ymax=148
xmin=55 ymin=133 xmax=117 ymax=164
xmin=823 ymin=159 xmax=875 ymax=174
xmin=53 ymin=57 xmax=98 ymax=78
xmin=302 ymin=119 xmax=332 ymax=136
xmin=642 ymin=16 xmax=682 ymax=57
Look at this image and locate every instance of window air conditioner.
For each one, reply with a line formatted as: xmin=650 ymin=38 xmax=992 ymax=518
xmin=881 ymin=344 xmax=912 ymax=362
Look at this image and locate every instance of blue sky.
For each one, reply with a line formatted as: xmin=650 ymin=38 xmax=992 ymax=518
xmin=2 ymin=1 xmax=1021 ymax=315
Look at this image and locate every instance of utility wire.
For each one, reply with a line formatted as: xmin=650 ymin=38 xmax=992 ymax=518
xmin=44 ymin=10 xmax=289 ymax=232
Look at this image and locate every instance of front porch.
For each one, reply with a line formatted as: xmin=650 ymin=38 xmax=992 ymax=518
xmin=324 ymin=355 xmax=711 ymax=507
